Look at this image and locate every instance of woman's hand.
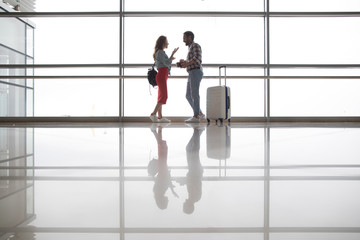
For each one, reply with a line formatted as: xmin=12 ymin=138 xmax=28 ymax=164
xmin=172 ymin=47 xmax=179 ymax=55
xmin=170 ymin=47 xmax=179 ymax=60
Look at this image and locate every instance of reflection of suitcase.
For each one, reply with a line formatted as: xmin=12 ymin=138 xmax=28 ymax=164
xmin=206 ymin=66 xmax=231 ymax=124
xmin=206 ymin=125 xmax=231 ymax=176
xmin=206 ymin=125 xmax=231 ymax=160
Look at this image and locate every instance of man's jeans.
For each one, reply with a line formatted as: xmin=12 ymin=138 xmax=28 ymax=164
xmin=186 ymin=69 xmax=203 ymax=116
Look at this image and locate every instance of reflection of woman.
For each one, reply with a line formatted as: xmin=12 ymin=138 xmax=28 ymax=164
xmin=148 ymin=125 xmax=177 ymax=209
xmin=150 ymin=36 xmax=179 ymax=123
xmin=183 ymin=126 xmax=204 ymax=214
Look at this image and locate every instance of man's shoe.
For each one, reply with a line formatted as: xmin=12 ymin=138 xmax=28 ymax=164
xmin=158 ymin=118 xmax=171 ymax=123
xmin=185 ymin=117 xmax=200 ymax=123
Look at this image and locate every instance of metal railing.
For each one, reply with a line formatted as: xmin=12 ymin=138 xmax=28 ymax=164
xmin=1 ymin=64 xmax=360 ymax=80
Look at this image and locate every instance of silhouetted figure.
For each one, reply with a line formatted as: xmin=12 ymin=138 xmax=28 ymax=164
xmin=148 ymin=125 xmax=178 ymax=209
xmin=183 ymin=126 xmax=204 ymax=214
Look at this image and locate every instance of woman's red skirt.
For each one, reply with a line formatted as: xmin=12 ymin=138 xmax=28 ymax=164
xmin=156 ymin=67 xmax=169 ymax=104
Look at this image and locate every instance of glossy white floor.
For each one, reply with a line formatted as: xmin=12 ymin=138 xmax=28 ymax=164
xmin=1 ymin=122 xmax=360 ymax=240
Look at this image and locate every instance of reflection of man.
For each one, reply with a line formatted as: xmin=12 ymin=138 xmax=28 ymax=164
xmin=148 ymin=125 xmax=177 ymax=210
xmin=183 ymin=126 xmax=204 ymax=214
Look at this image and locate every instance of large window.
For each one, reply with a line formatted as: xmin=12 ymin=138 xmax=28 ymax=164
xmin=33 ymin=16 xmax=120 ymax=116
xmin=0 ymin=2 xmax=34 ymax=117
xmin=125 ymin=0 xmax=263 ymax=12
xmin=1 ymin=0 xmax=360 ymax=119
xmin=270 ymin=17 xmax=360 ymax=117
xmin=271 ymin=0 xmax=360 ymax=12
xmin=271 ymin=18 xmax=360 ymax=64
xmin=123 ymin=16 xmax=264 ymax=117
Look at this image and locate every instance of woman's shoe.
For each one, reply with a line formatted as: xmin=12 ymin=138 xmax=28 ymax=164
xmin=149 ymin=115 xmax=158 ymax=122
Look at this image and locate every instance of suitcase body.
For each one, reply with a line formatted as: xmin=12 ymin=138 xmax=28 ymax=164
xmin=206 ymin=66 xmax=231 ymax=124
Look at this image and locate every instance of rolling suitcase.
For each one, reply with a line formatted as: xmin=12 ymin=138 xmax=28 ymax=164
xmin=206 ymin=66 xmax=231 ymax=124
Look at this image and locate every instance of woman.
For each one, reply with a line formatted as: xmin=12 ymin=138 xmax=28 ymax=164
xmin=150 ymin=36 xmax=179 ymax=123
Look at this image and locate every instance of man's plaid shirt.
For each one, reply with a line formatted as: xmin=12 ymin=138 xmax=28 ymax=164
xmin=186 ymin=42 xmax=202 ymax=72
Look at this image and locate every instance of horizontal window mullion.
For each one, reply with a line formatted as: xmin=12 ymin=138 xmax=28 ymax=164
xmin=1 ymin=11 xmax=360 ymax=18
xmin=123 ymin=12 xmax=266 ymax=17
xmin=1 ymin=176 xmax=360 ymax=181
xmin=0 ymin=11 xmax=121 ymax=17
xmin=1 ymin=75 xmax=360 ymax=79
xmin=2 ymin=64 xmax=360 ymax=69
xmin=1 ymin=117 xmax=360 ymax=123
xmin=0 ymin=64 xmax=121 ymax=69
xmin=0 ymin=11 xmax=265 ymax=18
xmin=270 ymin=12 xmax=360 ymax=17
xmin=1 ymin=164 xmax=360 ymax=170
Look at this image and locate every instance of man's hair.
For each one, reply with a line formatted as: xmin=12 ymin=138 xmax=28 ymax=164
xmin=184 ymin=31 xmax=194 ymax=41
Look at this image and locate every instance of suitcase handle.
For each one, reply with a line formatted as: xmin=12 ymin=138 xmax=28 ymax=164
xmin=219 ymin=65 xmax=226 ymax=86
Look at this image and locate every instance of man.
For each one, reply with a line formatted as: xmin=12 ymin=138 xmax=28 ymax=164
xmin=178 ymin=31 xmax=205 ymax=123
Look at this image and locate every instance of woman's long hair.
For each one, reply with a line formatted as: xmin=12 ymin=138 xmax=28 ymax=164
xmin=153 ymin=36 xmax=167 ymax=60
